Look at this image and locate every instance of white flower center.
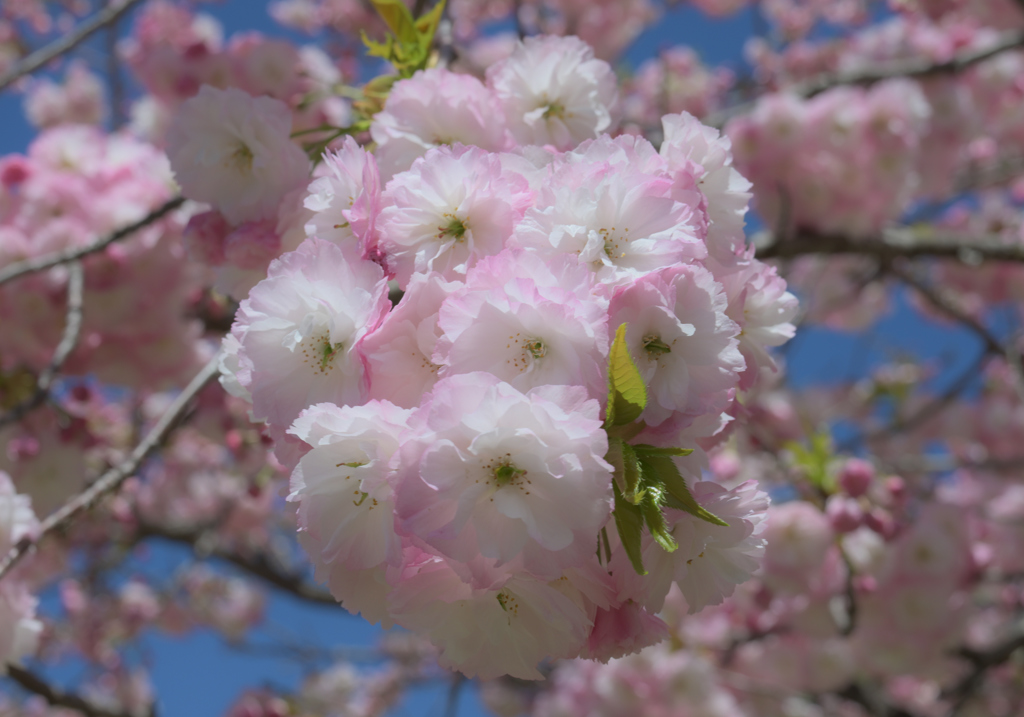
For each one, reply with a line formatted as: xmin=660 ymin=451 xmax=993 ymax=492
xmin=599 ymin=226 xmax=630 ymax=262
xmin=227 ymin=141 xmax=255 ymax=173
xmin=505 ymin=333 xmax=548 ymax=373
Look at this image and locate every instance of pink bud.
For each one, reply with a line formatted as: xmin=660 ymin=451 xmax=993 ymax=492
xmin=885 ymin=475 xmax=906 ymax=503
xmin=826 ymin=494 xmax=863 ymax=533
xmin=225 ymin=429 xmax=244 ymax=452
xmin=838 ymin=458 xmax=874 ymax=497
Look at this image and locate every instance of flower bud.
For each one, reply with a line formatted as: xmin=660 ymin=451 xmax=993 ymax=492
xmin=838 ymin=458 xmax=874 ymax=497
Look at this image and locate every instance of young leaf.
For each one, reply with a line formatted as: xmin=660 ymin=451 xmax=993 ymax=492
xmin=632 ymin=444 xmax=694 ymax=458
xmin=605 ymin=437 xmax=625 ymax=494
xmin=621 ymin=442 xmax=641 ymax=504
xmin=612 ymin=482 xmax=647 ymax=575
xmin=369 ymin=0 xmax=420 ymax=46
xmin=640 ymin=486 xmax=678 ymax=553
xmin=606 ymin=323 xmax=647 ymax=428
xmin=414 ymin=0 xmax=447 ymax=53
xmin=638 ymin=453 xmax=729 ymax=527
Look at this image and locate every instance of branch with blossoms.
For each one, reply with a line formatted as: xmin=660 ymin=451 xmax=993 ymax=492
xmin=0 ymin=196 xmax=185 ymax=286
xmin=0 ymin=0 xmax=146 ymax=94
xmin=706 ymin=29 xmax=1024 ymax=127
xmin=0 ymin=353 xmax=221 ymax=582
xmin=133 ymin=519 xmax=338 ymax=606
xmin=754 ymin=227 xmax=1024 ymax=265
xmin=0 ymin=261 xmax=83 ymax=430
xmin=5 ymin=664 xmax=145 ymax=717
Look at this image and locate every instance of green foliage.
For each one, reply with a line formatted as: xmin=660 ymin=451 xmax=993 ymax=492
xmin=612 ymin=482 xmax=647 ymax=575
xmin=784 ymin=429 xmax=835 ymax=493
xmin=638 ymin=452 xmax=728 ymax=527
xmin=361 ymin=0 xmax=446 ymax=80
xmin=603 ymin=323 xmax=727 ymax=575
xmin=605 ymin=323 xmax=647 ymax=427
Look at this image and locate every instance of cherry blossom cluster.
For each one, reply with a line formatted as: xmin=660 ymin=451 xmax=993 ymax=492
xmin=5 ymin=0 xmax=1024 ymax=712
xmin=182 ymin=32 xmax=800 ymax=679
xmin=0 ymin=125 xmax=201 ymax=389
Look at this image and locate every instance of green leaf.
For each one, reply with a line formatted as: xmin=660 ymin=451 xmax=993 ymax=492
xmin=640 ymin=486 xmax=678 ymax=553
xmin=414 ymin=0 xmax=446 ymax=53
xmin=632 ymin=444 xmax=694 ymax=458
xmin=621 ymin=442 xmax=641 ymax=504
xmin=605 ymin=437 xmax=625 ymax=494
xmin=369 ymin=0 xmax=419 ymax=45
xmin=639 ymin=454 xmax=729 ymax=527
xmin=361 ymin=31 xmax=396 ymax=63
xmin=605 ymin=323 xmax=647 ymax=427
xmin=783 ymin=429 xmax=835 ymax=493
xmin=612 ymin=482 xmax=646 ymax=575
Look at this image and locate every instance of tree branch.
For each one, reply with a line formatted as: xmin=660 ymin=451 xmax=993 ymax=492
xmin=798 ymin=30 xmax=1024 ymax=98
xmin=944 ymin=619 xmax=1024 ymax=715
xmin=0 ymin=196 xmax=185 ymax=287
xmin=706 ymin=30 xmax=1024 ymax=127
xmin=0 ymin=261 xmax=84 ymax=430
xmin=135 ymin=520 xmax=338 ymax=606
xmin=754 ymin=227 xmax=1024 ymax=265
xmin=0 ymin=352 xmax=222 ymax=583
xmin=0 ymin=0 xmax=146 ymax=94
xmin=5 ymin=664 xmax=143 ymax=717
xmin=888 ymin=263 xmax=1024 ymax=402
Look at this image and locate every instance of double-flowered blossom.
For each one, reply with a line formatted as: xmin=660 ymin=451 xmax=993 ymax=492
xmin=486 ymin=35 xmax=620 ymax=150
xmin=225 ymin=237 xmax=390 ymax=436
xmin=216 ymin=33 xmax=792 ymax=678
xmin=395 ymin=374 xmax=612 ymax=575
xmin=371 ymin=68 xmax=514 ymax=180
xmin=167 ymin=85 xmax=310 ymax=225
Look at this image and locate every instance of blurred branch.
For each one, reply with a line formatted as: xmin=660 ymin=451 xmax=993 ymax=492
xmin=0 ymin=0 xmax=146 ymax=94
xmin=0 ymin=353 xmax=221 ymax=583
xmin=707 ymin=29 xmax=1024 ymax=127
xmin=0 ymin=196 xmax=185 ymax=287
xmin=798 ymin=30 xmax=1024 ymax=98
xmin=945 ymin=618 xmax=1024 ymax=715
xmin=5 ymin=664 xmax=144 ymax=717
xmin=0 ymin=261 xmax=83 ymax=429
xmin=888 ymin=263 xmax=1024 ymax=400
xmin=754 ymin=227 xmax=1024 ymax=265
xmin=838 ymin=682 xmax=920 ymax=717
xmin=846 ymin=350 xmax=991 ymax=452
xmin=135 ymin=520 xmax=338 ymax=606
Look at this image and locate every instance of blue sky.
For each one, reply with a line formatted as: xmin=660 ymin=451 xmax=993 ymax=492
xmin=0 ymin=2 xmax=987 ymax=716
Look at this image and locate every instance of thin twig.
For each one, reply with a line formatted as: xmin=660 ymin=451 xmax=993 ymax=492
xmin=706 ymin=30 xmax=1024 ymax=128
xmin=6 ymin=664 xmax=142 ymax=717
xmin=797 ymin=30 xmax=1024 ymax=98
xmin=888 ymin=264 xmax=1006 ymax=357
xmin=513 ymin=0 xmax=527 ymax=40
xmin=890 ymin=263 xmax=1024 ymax=402
xmin=845 ymin=351 xmax=992 ymax=452
xmin=754 ymin=226 xmax=1024 ymax=265
xmin=0 ymin=353 xmax=222 ymax=583
xmin=0 ymin=262 xmax=84 ymax=429
xmin=0 ymin=0 xmax=146 ymax=94
xmin=0 ymin=196 xmax=184 ymax=287
xmin=443 ymin=674 xmax=467 ymax=717
xmin=106 ymin=18 xmax=126 ymax=130
xmin=135 ymin=520 xmax=338 ymax=606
